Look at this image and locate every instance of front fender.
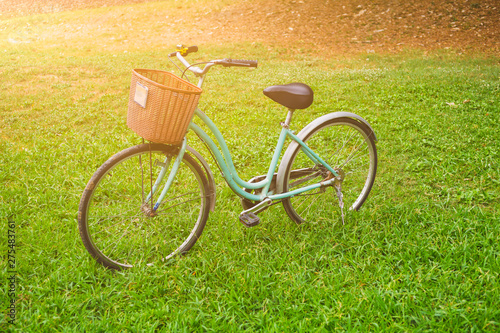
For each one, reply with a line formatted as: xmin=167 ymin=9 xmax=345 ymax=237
xmin=276 ymin=112 xmax=377 ymax=194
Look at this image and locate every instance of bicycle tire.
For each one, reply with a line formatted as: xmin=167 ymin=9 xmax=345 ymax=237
xmin=281 ymin=117 xmax=377 ymax=224
xmin=78 ymin=143 xmax=211 ymax=269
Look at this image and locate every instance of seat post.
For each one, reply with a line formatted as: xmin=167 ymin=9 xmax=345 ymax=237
xmin=282 ymin=108 xmax=295 ymax=129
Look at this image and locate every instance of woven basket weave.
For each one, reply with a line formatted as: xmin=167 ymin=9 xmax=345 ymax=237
xmin=127 ymin=69 xmax=202 ymax=145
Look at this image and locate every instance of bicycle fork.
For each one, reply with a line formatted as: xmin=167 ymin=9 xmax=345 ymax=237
xmin=142 ymin=138 xmax=187 ymax=215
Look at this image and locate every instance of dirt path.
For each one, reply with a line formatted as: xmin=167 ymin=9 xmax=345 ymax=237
xmin=1 ymin=0 xmax=498 ymax=55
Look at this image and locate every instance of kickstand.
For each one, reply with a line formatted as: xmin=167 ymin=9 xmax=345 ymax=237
xmin=334 ymin=182 xmax=345 ymax=225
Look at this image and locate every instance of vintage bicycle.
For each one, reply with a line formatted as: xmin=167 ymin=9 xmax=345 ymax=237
xmin=78 ymin=45 xmax=378 ymax=269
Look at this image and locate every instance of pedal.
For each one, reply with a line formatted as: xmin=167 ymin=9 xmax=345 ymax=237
xmin=239 ymin=212 xmax=261 ymax=228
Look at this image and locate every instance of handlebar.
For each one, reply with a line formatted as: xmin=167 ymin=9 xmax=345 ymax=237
xmin=216 ymin=59 xmax=258 ymax=68
xmin=168 ymin=44 xmax=258 ymax=77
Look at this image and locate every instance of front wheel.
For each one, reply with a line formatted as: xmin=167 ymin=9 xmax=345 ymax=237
xmin=281 ymin=117 xmax=377 ymax=224
xmin=78 ymin=143 xmax=211 ymax=269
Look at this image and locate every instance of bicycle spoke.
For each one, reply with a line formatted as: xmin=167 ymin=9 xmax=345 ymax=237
xmin=344 ymin=161 xmax=371 ymax=176
xmin=294 ymin=190 xmax=323 ymax=217
xmin=90 ymin=208 xmax=143 ymax=222
xmin=339 ymin=142 xmax=368 ymax=169
xmin=101 ymin=216 xmax=137 ymax=257
xmin=139 ymin=153 xmax=145 ymax=203
xmin=329 ymin=128 xmax=358 ymax=166
xmin=160 ymin=191 xmax=200 ymax=204
xmin=329 ymin=127 xmax=356 ymax=165
xmin=288 ymin=170 xmax=323 ymax=189
xmin=90 ymin=214 xmax=143 ymax=236
xmin=155 ymin=196 xmax=203 ymax=215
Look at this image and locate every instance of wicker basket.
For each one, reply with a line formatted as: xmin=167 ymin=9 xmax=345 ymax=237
xmin=127 ymin=69 xmax=202 ymax=145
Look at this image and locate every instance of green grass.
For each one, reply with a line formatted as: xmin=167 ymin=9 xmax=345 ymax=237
xmin=1 ymin=2 xmax=499 ymax=332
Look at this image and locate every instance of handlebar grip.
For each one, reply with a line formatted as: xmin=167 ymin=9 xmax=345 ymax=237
xmin=186 ymin=45 xmax=198 ymax=54
xmin=222 ymin=59 xmax=258 ymax=68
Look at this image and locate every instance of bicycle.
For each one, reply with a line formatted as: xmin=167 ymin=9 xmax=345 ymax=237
xmin=78 ymin=45 xmax=378 ymax=270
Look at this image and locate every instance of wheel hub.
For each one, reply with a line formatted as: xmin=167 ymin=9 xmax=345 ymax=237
xmin=333 ymin=168 xmax=345 ymax=186
xmin=321 ymin=168 xmax=345 ymax=186
xmin=141 ymin=203 xmax=157 ymax=217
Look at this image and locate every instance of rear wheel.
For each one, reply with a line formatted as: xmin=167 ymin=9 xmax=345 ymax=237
xmin=78 ymin=143 xmax=211 ymax=269
xmin=282 ymin=118 xmax=377 ymax=224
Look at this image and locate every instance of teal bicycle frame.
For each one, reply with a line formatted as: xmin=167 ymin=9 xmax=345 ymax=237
xmin=147 ymin=51 xmax=344 ymax=212
xmin=149 ymin=107 xmax=340 ymax=211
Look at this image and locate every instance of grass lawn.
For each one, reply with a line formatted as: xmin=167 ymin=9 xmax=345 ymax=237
xmin=1 ymin=1 xmax=499 ymax=331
